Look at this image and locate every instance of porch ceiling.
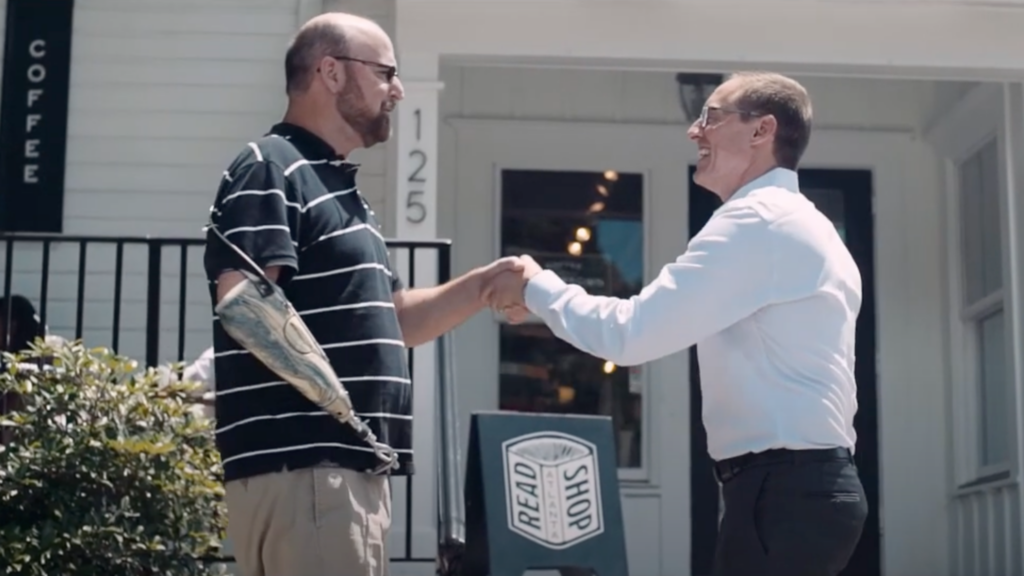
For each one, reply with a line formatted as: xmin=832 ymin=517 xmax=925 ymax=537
xmin=396 ymin=0 xmax=1024 ymax=81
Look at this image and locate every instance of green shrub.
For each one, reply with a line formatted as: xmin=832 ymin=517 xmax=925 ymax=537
xmin=0 ymin=340 xmax=228 ymax=576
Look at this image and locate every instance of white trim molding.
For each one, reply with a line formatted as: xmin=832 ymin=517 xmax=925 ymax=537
xmin=397 ymin=0 xmax=1024 ymax=81
xmin=448 ymin=117 xmax=689 ymax=488
xmin=925 ymin=83 xmax=1005 ymax=162
xmin=1003 ymin=81 xmax=1024 ymax=576
xmin=926 ymin=82 xmax=1020 ymax=489
xmin=448 ymin=117 xmax=693 ymax=573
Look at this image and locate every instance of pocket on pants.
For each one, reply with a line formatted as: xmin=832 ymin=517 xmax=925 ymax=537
xmin=803 ymin=462 xmax=869 ymax=528
xmin=312 ymin=467 xmax=356 ymax=529
xmin=311 ymin=468 xmax=390 ymax=575
xmin=749 ymin=470 xmax=773 ymax=557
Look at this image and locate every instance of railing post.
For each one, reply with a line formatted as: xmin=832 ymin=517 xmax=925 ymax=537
xmin=3 ymin=238 xmax=13 ymax=351
xmin=111 ymin=242 xmax=124 ymax=352
xmin=38 ymin=240 xmax=51 ymax=330
xmin=435 ymin=242 xmax=465 ymax=575
xmin=176 ymin=244 xmax=189 ymax=362
xmin=74 ymin=241 xmax=87 ymax=340
xmin=145 ymin=241 xmax=162 ymax=368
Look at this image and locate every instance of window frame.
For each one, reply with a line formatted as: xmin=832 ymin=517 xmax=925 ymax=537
xmin=928 ymin=83 xmax=1017 ymax=485
xmin=493 ymin=164 xmax=654 ymax=482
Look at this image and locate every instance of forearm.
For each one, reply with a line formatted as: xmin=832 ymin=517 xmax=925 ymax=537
xmin=215 ymin=269 xmax=365 ymax=424
xmin=395 ymin=268 xmax=487 ymax=348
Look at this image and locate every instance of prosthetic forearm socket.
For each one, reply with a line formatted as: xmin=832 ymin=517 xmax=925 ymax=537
xmin=215 ymin=270 xmax=398 ymax=473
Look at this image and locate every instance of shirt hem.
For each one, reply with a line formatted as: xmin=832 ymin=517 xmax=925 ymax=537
xmin=222 ymin=448 xmax=415 ymax=482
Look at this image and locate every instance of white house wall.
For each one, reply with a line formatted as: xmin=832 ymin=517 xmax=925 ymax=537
xmin=435 ymin=65 xmax=965 ymax=575
xmin=2 ymin=0 xmax=319 ymax=366
xmin=0 ymin=1 xmax=442 ymax=573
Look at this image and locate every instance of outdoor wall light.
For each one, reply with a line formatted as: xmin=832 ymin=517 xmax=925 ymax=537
xmin=675 ymin=72 xmax=724 ymax=123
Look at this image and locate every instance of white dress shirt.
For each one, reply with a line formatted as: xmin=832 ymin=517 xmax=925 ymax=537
xmin=524 ymin=168 xmax=862 ymax=461
xmin=183 ymin=346 xmax=216 ymax=393
xmin=183 ymin=346 xmax=216 ymax=419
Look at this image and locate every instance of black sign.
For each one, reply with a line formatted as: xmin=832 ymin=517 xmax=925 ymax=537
xmin=463 ymin=411 xmax=630 ymax=576
xmin=0 ymin=0 xmax=75 ymax=233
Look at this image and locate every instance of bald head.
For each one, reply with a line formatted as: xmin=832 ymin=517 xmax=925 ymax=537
xmin=284 ymin=12 xmax=388 ymax=95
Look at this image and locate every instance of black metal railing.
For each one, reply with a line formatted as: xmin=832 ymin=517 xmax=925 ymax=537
xmin=0 ymin=231 xmax=453 ymax=566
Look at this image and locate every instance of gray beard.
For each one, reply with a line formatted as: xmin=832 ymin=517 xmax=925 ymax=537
xmin=337 ymin=82 xmax=391 ymax=148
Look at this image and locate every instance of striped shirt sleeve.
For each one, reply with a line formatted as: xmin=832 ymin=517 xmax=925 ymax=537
xmin=207 ymin=160 xmax=302 ymax=285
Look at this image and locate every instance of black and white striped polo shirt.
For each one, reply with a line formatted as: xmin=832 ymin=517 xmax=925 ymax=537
xmin=203 ymin=122 xmax=413 ymax=482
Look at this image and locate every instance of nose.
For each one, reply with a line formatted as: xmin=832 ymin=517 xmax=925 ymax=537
xmin=687 ymin=120 xmax=702 ymax=141
xmin=391 ymin=77 xmax=405 ymax=100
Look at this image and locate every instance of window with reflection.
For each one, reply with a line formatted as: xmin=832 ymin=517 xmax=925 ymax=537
xmin=802 ymin=188 xmax=847 ymax=242
xmin=499 ymin=169 xmax=645 ymax=469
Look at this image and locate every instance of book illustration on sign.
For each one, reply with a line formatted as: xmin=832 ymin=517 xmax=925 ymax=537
xmin=501 ymin=430 xmax=605 ymax=550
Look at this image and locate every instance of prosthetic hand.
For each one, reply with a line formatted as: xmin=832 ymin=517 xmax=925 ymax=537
xmin=210 ymin=226 xmax=399 ymax=475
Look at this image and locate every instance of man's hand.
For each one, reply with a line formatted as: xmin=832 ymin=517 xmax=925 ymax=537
xmin=481 ymin=255 xmax=543 ymax=323
xmin=392 ymin=256 xmax=529 ymax=347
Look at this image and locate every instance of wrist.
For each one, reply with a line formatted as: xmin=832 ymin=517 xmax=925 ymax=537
xmin=468 ymin=266 xmax=490 ymax=304
xmin=521 ymin=272 xmax=535 ymax=302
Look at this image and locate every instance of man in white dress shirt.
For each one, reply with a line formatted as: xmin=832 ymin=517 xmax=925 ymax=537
xmin=484 ymin=71 xmax=868 ymax=576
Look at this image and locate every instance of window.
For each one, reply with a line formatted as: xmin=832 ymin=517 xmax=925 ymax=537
xmin=802 ymin=188 xmax=847 ymax=242
xmin=957 ymin=138 xmax=1010 ymax=471
xmin=498 ymin=168 xmax=645 ymax=470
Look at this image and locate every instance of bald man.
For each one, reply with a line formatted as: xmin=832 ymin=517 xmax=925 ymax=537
xmin=202 ymin=13 xmax=521 ymax=576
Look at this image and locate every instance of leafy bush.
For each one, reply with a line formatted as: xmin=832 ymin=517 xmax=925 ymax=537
xmin=0 ymin=340 xmax=228 ymax=576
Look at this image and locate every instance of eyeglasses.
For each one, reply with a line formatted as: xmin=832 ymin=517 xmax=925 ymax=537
xmin=697 ymin=104 xmax=763 ymax=129
xmin=329 ymin=55 xmax=399 ymax=82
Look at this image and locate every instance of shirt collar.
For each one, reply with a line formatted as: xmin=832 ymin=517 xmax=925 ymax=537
xmin=268 ymin=122 xmax=361 ymax=170
xmin=727 ymin=167 xmax=800 ymax=203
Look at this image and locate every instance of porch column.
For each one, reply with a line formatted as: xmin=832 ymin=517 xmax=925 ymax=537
xmin=1003 ymin=81 xmax=1024 ymax=576
xmin=393 ymin=51 xmax=444 ymax=559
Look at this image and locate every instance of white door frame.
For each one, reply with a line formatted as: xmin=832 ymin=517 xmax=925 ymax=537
xmin=448 ymin=118 xmax=692 ymax=573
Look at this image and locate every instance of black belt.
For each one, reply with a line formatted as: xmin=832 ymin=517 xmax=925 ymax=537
xmin=712 ymin=446 xmax=853 ymax=484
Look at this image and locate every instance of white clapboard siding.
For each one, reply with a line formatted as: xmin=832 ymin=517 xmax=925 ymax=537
xmin=2 ymin=4 xmax=303 ymax=575
xmin=952 ymin=484 xmax=1024 ymax=576
xmin=324 ymin=0 xmax=395 ymax=235
xmin=3 ymin=0 xmax=299 ymax=372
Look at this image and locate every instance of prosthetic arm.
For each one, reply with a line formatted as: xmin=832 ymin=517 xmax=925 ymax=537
xmin=208 ymin=223 xmax=399 ymax=475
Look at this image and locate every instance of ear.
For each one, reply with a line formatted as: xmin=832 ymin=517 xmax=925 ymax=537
xmin=751 ymin=114 xmax=777 ymax=146
xmin=317 ymin=55 xmax=347 ymax=93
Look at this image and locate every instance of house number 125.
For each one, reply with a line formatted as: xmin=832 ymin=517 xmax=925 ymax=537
xmin=405 ymin=108 xmax=427 ymax=224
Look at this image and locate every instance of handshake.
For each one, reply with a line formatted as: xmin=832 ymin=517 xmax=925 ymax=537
xmin=478 ymin=254 xmax=544 ymax=323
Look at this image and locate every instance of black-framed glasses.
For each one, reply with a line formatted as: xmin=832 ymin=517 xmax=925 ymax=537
xmin=329 ymin=55 xmax=399 ymax=82
xmin=697 ymin=104 xmax=762 ymax=129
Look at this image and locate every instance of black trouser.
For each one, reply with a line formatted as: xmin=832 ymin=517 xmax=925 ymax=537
xmin=712 ymin=447 xmax=868 ymax=576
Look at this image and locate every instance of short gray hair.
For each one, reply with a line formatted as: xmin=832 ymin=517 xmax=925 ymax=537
xmin=284 ymin=21 xmax=349 ymax=95
xmin=729 ymin=71 xmax=813 ymax=170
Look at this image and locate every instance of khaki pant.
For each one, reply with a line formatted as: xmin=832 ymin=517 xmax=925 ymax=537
xmin=224 ymin=463 xmax=392 ymax=576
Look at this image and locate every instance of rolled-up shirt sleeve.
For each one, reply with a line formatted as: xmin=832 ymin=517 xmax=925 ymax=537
xmin=524 ymin=204 xmax=776 ymax=366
